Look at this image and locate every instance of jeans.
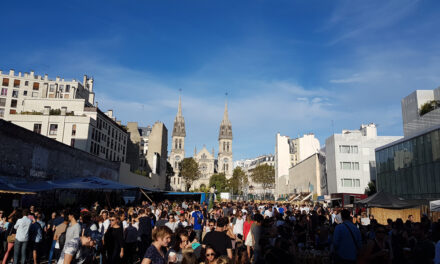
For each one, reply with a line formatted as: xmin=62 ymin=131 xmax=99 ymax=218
xmin=194 ymin=229 xmax=202 ymax=243
xmin=47 ymin=240 xmax=56 ymax=264
xmin=13 ymin=240 xmax=27 ymax=264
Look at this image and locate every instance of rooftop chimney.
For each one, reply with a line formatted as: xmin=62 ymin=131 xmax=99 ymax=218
xmin=44 ymin=74 xmax=48 ymax=81
xmin=18 ymin=72 xmax=22 ymax=77
xmin=61 ymin=107 xmax=67 ymax=116
xmin=30 ymin=70 xmax=35 ymax=77
xmin=9 ymin=69 xmax=15 ymax=76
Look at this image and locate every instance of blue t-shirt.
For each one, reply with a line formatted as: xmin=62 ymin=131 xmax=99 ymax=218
xmin=192 ymin=211 xmax=203 ymax=230
xmin=278 ymin=207 xmax=285 ymax=215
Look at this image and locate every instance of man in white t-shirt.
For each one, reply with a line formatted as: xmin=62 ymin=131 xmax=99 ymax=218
xmin=264 ymin=207 xmax=273 ymax=218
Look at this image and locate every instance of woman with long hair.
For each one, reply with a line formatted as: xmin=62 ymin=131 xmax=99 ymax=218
xmin=203 ymin=246 xmax=217 ymax=264
xmin=2 ymin=216 xmax=16 ymax=264
xmin=142 ymin=226 xmax=173 ymax=264
xmin=169 ymin=231 xmax=191 ymax=264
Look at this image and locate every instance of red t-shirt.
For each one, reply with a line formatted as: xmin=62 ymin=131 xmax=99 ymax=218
xmin=243 ymin=220 xmax=254 ymax=241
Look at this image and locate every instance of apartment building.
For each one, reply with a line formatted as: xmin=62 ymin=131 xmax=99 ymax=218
xmin=0 ymin=69 xmax=127 ymax=162
xmin=275 ymin=133 xmax=320 ymax=197
xmin=234 ymin=154 xmax=275 ymax=196
xmin=325 ymin=124 xmax=401 ymax=194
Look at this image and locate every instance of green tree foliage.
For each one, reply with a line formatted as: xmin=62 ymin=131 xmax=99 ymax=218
xmin=229 ymin=167 xmax=247 ymax=195
xmin=179 ymin=158 xmax=201 ymax=191
xmin=209 ymin=173 xmax=228 ymax=193
xmin=251 ymin=164 xmax=275 ymax=190
xmin=365 ymin=181 xmax=377 ymax=196
xmin=420 ymin=100 xmax=440 ymax=116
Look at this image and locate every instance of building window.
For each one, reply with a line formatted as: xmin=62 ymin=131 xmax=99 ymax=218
xmin=25 ymin=81 xmax=29 ymax=86
xmin=353 ymin=162 xmax=360 ymax=170
xmin=9 ymin=109 xmax=16 ymax=114
xmin=33 ymin=124 xmax=42 ymax=134
xmin=49 ymin=124 xmax=58 ymax=135
xmin=65 ymin=85 xmax=70 ymax=92
xmin=71 ymin=139 xmax=75 ymax=147
xmin=33 ymin=82 xmax=39 ymax=91
xmin=32 ymin=92 xmax=38 ymax=97
xmin=2 ymin=78 xmax=9 ymax=86
xmin=339 ymin=145 xmax=350 ymax=153
xmin=340 ymin=162 xmax=351 ymax=170
xmin=59 ymin=85 xmax=64 ymax=92
xmin=72 ymin=124 xmax=77 ymax=136
xmin=354 ymin=179 xmax=360 ymax=187
xmin=10 ymin=100 xmax=17 ymax=108
xmin=339 ymin=145 xmax=359 ymax=154
xmin=0 ymin=108 xmax=4 ymax=117
xmin=1 ymin=88 xmax=7 ymax=96
xmin=49 ymin=84 xmax=55 ymax=93
xmin=23 ymin=91 xmax=28 ymax=96
xmin=13 ymin=80 xmax=20 ymax=88
xmin=351 ymin=146 xmax=358 ymax=153
xmin=0 ymin=98 xmax=5 ymax=107
xmin=341 ymin=179 xmax=353 ymax=187
xmin=12 ymin=90 xmax=18 ymax=98
xmin=340 ymin=162 xmax=359 ymax=170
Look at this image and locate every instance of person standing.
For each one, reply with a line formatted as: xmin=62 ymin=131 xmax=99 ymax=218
xmin=202 ymin=217 xmax=233 ymax=259
xmin=123 ymin=217 xmax=138 ymax=264
xmin=138 ymin=208 xmax=153 ymax=258
xmin=65 ymin=211 xmax=81 ymax=247
xmin=141 ymin=226 xmax=173 ymax=264
xmin=103 ymin=215 xmax=124 ymax=264
xmin=192 ymin=206 xmax=203 ymax=242
xmin=13 ymin=209 xmax=31 ymax=264
xmin=333 ymin=209 xmax=362 ymax=264
xmin=29 ymin=211 xmax=45 ymax=264
xmin=56 ymin=232 xmax=101 ymax=264
xmin=165 ymin=213 xmax=178 ymax=233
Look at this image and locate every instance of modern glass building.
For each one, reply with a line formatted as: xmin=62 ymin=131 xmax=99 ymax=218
xmin=375 ymin=125 xmax=440 ymax=199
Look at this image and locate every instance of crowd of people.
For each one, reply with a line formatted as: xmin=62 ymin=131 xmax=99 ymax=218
xmin=0 ymin=200 xmax=439 ymax=264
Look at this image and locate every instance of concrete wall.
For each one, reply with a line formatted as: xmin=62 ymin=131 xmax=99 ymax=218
xmin=288 ymin=153 xmax=324 ymax=196
xmin=0 ymin=119 xmax=119 ymax=183
xmin=126 ymin=122 xmax=142 ymax=171
xmin=275 ymin=133 xmax=290 ymax=197
xmin=402 ymin=89 xmax=440 ymax=137
xmin=146 ymin=122 xmax=168 ymax=190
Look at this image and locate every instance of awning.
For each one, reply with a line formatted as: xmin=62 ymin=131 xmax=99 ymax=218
xmin=164 ymin=192 xmax=204 ymax=195
xmin=0 ymin=178 xmax=36 ymax=194
xmin=301 ymin=193 xmax=313 ymax=201
xmin=15 ymin=177 xmax=152 ymax=192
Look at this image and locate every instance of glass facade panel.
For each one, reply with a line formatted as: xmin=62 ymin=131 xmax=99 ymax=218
xmin=376 ymin=127 xmax=440 ymax=199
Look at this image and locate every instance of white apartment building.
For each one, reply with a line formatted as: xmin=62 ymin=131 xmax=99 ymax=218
xmin=0 ymin=69 xmax=127 ymax=162
xmin=275 ymin=133 xmax=320 ymax=198
xmin=234 ymin=154 xmax=275 ymax=196
xmin=325 ymin=124 xmax=401 ymax=195
xmin=402 ymin=87 xmax=440 ymax=137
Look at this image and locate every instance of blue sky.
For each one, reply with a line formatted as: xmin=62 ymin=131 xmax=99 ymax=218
xmin=2 ymin=0 xmax=440 ymax=160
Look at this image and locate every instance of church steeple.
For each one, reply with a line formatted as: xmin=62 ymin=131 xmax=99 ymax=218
xmin=172 ymin=96 xmax=186 ymax=137
xmin=219 ymin=100 xmax=232 ymax=140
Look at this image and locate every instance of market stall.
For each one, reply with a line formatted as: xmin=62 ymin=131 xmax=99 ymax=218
xmin=356 ymin=190 xmax=422 ymax=225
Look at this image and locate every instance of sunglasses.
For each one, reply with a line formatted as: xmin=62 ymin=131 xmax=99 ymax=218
xmin=206 ymin=253 xmax=215 ymax=257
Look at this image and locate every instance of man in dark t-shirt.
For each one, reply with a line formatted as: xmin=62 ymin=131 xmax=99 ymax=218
xmin=202 ymin=217 xmax=232 ymax=259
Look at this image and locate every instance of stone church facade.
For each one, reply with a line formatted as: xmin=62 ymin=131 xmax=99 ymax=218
xmin=169 ymin=97 xmax=233 ymax=191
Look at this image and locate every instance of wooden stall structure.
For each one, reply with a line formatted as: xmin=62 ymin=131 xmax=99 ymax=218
xmin=356 ymin=191 xmax=422 ymax=225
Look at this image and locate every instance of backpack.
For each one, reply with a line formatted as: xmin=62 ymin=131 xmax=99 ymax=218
xmin=196 ymin=212 xmax=203 ymax=225
xmin=58 ymin=231 xmax=67 ymax=250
